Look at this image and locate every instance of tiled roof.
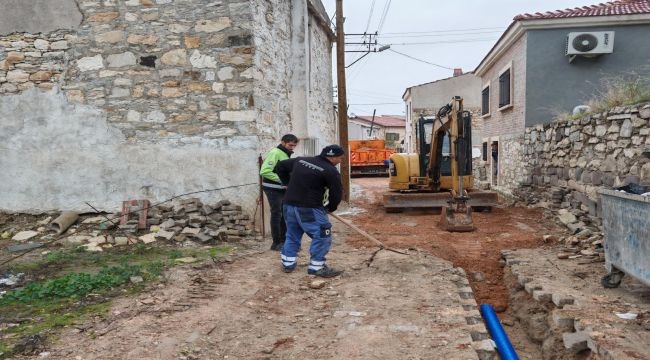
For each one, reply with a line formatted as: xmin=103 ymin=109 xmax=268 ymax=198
xmin=514 ymin=0 xmax=650 ymax=20
xmin=350 ymin=115 xmax=405 ymax=127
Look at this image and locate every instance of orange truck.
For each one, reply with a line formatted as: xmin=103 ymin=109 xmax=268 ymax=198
xmin=349 ymin=139 xmax=395 ymax=176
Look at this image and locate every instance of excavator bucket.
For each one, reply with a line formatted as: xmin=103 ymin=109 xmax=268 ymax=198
xmin=438 ymin=197 xmax=475 ymax=232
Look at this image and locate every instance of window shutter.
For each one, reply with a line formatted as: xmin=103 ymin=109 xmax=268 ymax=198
xmin=481 ymin=87 xmax=490 ymax=115
xmin=499 ymin=69 xmax=511 ymax=107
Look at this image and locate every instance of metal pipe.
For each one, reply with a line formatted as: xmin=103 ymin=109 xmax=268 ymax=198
xmin=480 ymin=304 xmax=520 ymax=360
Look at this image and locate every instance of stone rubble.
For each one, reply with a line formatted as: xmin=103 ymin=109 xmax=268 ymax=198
xmin=2 ymin=197 xmax=257 ymax=253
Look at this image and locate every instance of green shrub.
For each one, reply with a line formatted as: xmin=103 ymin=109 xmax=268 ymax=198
xmin=0 ymin=265 xmax=142 ymax=304
xmin=588 ymin=73 xmax=650 ymax=113
xmin=555 ymin=71 xmax=650 ymax=121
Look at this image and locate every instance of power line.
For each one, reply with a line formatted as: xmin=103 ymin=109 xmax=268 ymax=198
xmin=348 ymin=92 xmax=399 ymax=103
xmin=377 ymin=0 xmax=392 ymax=33
xmin=381 ymin=27 xmax=503 ymax=35
xmin=386 ymin=37 xmax=498 ymax=46
xmin=363 ymin=0 xmax=376 ymax=33
xmin=386 ymin=48 xmax=454 ymax=70
xmin=348 ymin=89 xmax=398 ymax=99
xmin=381 ymin=30 xmax=503 ymax=39
xmin=350 ymin=102 xmax=402 ymax=105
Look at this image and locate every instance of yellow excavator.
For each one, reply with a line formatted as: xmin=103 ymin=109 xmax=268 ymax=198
xmin=383 ymin=96 xmax=498 ymax=231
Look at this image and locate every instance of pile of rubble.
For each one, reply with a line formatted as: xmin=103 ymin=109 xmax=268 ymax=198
xmin=552 ymin=228 xmax=604 ymax=263
xmin=5 ymin=197 xmax=258 ymax=252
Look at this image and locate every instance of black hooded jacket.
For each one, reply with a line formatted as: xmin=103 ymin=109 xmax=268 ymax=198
xmin=275 ymin=155 xmax=343 ymax=212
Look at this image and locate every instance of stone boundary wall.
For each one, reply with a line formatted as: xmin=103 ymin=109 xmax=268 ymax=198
xmin=512 ymin=102 xmax=650 ymax=226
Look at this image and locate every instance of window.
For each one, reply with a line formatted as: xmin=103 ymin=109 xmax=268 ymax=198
xmin=482 ymin=142 xmax=488 ymax=161
xmin=386 ymin=133 xmax=399 ymax=141
xmin=302 ymin=138 xmax=319 ymax=156
xmin=481 ymin=86 xmax=490 ymax=115
xmin=498 ymin=68 xmax=511 ymax=108
xmin=386 ymin=132 xmax=399 ymax=148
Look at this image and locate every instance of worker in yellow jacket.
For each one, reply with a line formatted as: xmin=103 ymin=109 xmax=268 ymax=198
xmin=259 ymin=134 xmax=299 ymax=250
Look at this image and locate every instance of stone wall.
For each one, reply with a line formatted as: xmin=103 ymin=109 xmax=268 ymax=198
xmin=0 ymin=0 xmax=335 ymax=215
xmin=508 ymin=103 xmax=650 ymax=226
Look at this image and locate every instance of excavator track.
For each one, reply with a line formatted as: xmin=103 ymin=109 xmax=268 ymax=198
xmin=383 ymin=190 xmax=498 ymax=212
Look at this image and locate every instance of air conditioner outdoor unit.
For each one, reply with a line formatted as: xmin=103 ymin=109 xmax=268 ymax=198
xmin=566 ymin=31 xmax=615 ymax=56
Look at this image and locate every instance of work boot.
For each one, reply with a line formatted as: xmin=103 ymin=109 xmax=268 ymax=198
xmin=308 ymin=265 xmax=344 ymax=278
xmin=270 ymin=242 xmax=284 ymax=251
xmin=282 ymin=265 xmax=295 ymax=273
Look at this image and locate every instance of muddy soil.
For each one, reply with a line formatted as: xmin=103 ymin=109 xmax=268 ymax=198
xmin=3 ymin=177 xmax=648 ymax=359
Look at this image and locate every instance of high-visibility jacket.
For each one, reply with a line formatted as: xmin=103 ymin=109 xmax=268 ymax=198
xmin=259 ymin=145 xmax=293 ymax=190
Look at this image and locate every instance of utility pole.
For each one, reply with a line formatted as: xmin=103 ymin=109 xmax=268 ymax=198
xmin=335 ymin=0 xmax=350 ymax=201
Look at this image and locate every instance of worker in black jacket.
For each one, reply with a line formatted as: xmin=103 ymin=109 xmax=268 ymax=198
xmin=274 ymin=144 xmax=344 ymax=278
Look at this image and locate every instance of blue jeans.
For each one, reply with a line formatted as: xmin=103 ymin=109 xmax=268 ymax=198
xmin=281 ymin=204 xmax=332 ymax=272
xmin=263 ymin=188 xmax=286 ymax=245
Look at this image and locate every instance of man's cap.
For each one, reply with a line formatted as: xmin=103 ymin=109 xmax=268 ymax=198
xmin=320 ymin=144 xmax=344 ymax=157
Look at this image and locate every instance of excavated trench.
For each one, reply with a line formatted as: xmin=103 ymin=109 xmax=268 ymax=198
xmin=502 ymin=268 xmax=593 ymax=360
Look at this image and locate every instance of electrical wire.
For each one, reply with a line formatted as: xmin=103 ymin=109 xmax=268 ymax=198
xmin=363 ymin=0 xmax=376 ymax=34
xmin=386 ymin=48 xmax=454 ymax=70
xmin=377 ymin=0 xmax=392 ymax=33
xmin=381 ymin=27 xmax=503 ymax=35
xmin=348 ymin=89 xmax=399 ymax=100
xmin=386 ymin=37 xmax=498 ymax=46
xmin=350 ymin=102 xmax=402 ymax=105
xmin=381 ymin=30 xmax=503 ymax=39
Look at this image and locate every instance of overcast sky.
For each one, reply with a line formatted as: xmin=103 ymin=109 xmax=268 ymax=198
xmin=320 ymin=0 xmax=599 ymax=116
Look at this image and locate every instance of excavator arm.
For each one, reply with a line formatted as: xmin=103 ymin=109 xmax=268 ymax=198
xmin=434 ymin=97 xmax=475 ymax=231
xmin=426 ymin=96 xmax=473 ymax=193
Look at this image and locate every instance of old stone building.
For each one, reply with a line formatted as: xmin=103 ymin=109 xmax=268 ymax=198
xmin=0 ymin=0 xmax=336 ymax=216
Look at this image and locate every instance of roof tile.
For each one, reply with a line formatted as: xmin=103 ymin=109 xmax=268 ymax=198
xmin=514 ymin=0 xmax=650 ymax=20
xmin=350 ymin=115 xmax=405 ymax=127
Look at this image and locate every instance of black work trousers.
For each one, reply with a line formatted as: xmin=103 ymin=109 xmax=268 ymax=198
xmin=263 ymin=188 xmax=286 ymax=245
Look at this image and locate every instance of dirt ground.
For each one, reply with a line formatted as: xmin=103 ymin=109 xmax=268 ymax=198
xmin=3 ymin=177 xmax=649 ymax=359
xmin=345 ymin=177 xmax=562 ymax=311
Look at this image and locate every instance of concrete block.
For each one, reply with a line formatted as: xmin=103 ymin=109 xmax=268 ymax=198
xmin=155 ymin=230 xmax=176 ymax=241
xmin=7 ymin=242 xmax=43 ymax=252
xmin=474 ymin=341 xmax=497 ymax=360
xmin=505 ymin=258 xmax=523 ymax=265
xmin=552 ymin=309 xmax=575 ymax=331
xmin=517 ymin=274 xmax=533 ymax=284
xmin=562 ymin=331 xmax=589 ymax=352
xmin=524 ymin=282 xmax=542 ymax=294
xmin=196 ymin=233 xmax=213 ymax=243
xmin=532 ymin=290 xmax=552 ymax=303
xmin=566 ymin=221 xmax=585 ymax=234
xmin=159 ymin=218 xmax=176 ymax=229
xmin=465 ymin=316 xmax=483 ymax=325
xmin=181 ymin=227 xmax=200 ymax=235
xmin=552 ymin=293 xmax=575 ymax=307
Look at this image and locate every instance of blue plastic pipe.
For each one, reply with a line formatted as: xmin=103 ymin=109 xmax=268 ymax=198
xmin=480 ymin=303 xmax=520 ymax=360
